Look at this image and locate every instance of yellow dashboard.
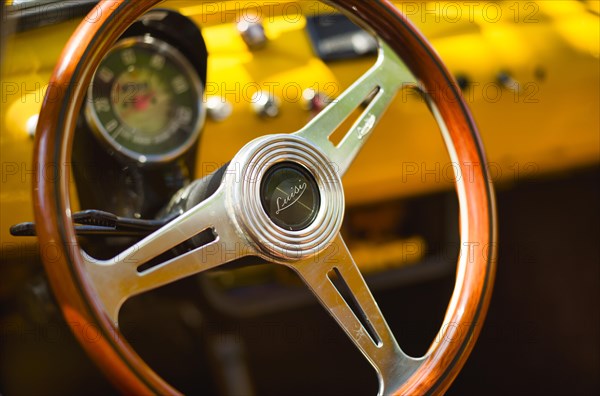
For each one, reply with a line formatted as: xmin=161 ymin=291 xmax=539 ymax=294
xmin=1 ymin=0 xmax=599 ymax=248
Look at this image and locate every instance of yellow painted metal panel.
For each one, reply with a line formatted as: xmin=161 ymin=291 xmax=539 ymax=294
xmin=1 ymin=1 xmax=598 ymax=246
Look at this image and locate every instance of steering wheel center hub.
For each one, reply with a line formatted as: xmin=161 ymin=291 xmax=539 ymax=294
xmin=225 ymin=134 xmax=345 ymax=262
xmin=260 ymin=162 xmax=321 ymax=231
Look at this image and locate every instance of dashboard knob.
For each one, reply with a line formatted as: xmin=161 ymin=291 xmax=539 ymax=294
xmin=301 ymin=88 xmax=332 ymax=114
xmin=251 ymin=91 xmax=280 ymax=118
xmin=26 ymin=114 xmax=39 ymax=138
xmin=237 ymin=20 xmax=268 ymax=49
xmin=497 ymin=71 xmax=519 ymax=91
xmin=206 ymin=96 xmax=233 ymax=122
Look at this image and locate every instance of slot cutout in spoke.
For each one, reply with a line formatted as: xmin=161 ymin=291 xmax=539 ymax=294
xmin=328 ymin=85 xmax=382 ymax=147
xmin=328 ymin=267 xmax=382 ymax=347
xmin=136 ymin=228 xmax=217 ymax=273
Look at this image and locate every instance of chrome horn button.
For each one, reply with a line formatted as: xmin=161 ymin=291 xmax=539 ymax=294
xmin=224 ymin=134 xmax=345 ymax=262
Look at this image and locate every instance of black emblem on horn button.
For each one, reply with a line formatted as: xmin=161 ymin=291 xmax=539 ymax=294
xmin=260 ymin=162 xmax=321 ymax=231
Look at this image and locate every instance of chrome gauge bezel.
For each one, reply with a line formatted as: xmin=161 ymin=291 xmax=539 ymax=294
xmin=85 ymin=35 xmax=205 ymax=164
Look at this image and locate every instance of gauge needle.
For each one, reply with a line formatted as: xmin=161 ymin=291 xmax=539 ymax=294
xmin=133 ymin=92 xmax=155 ymax=111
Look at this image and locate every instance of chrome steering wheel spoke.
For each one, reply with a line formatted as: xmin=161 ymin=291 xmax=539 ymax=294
xmin=294 ymin=41 xmax=417 ymax=177
xmin=285 ymin=234 xmax=421 ymax=395
xmin=83 ymin=187 xmax=252 ymax=325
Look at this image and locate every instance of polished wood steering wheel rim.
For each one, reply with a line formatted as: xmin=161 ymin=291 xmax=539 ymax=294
xmin=33 ymin=1 xmax=496 ymax=394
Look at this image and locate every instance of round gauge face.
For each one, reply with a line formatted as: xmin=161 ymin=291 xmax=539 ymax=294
xmin=87 ymin=36 xmax=204 ymax=163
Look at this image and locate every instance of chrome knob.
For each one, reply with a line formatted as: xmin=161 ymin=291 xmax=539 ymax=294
xmin=301 ymin=88 xmax=332 ymax=113
xmin=237 ymin=20 xmax=268 ymax=50
xmin=251 ymin=91 xmax=280 ymax=118
xmin=206 ymin=96 xmax=233 ymax=122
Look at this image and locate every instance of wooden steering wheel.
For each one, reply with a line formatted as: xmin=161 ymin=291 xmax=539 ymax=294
xmin=33 ymin=1 xmax=496 ymax=394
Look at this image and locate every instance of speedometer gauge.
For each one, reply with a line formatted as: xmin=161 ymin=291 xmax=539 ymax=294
xmin=86 ymin=36 xmax=204 ymax=163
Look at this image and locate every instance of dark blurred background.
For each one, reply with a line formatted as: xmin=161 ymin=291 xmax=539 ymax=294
xmin=2 ymin=167 xmax=598 ymax=395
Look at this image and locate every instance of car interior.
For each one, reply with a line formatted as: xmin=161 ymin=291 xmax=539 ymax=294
xmin=0 ymin=1 xmax=598 ymax=395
